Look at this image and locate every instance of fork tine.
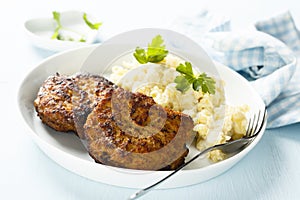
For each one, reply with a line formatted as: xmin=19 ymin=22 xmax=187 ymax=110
xmin=245 ymin=115 xmax=253 ymax=137
xmin=255 ymin=107 xmax=267 ymax=135
xmin=246 ymin=107 xmax=267 ymax=138
xmin=251 ymin=110 xmax=261 ymax=137
xmin=248 ymin=107 xmax=267 ymax=138
xmin=246 ymin=112 xmax=257 ymax=137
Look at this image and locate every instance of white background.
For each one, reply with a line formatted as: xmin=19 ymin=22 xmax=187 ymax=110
xmin=1 ymin=0 xmax=300 ymax=199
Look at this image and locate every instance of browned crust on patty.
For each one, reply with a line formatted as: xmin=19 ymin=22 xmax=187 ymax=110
xmin=84 ymin=87 xmax=195 ymax=170
xmin=33 ymin=73 xmax=115 ymax=137
xmin=34 ymin=73 xmax=76 ymax=132
xmin=72 ymin=73 xmax=115 ymax=138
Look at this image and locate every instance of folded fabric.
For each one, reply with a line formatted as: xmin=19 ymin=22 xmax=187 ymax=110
xmin=253 ymin=12 xmax=300 ymax=128
xmin=173 ymin=11 xmax=300 ymax=128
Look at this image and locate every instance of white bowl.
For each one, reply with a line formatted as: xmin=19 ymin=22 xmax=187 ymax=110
xmin=24 ymin=10 xmax=101 ymax=52
xmin=18 ymin=29 xmax=266 ymax=189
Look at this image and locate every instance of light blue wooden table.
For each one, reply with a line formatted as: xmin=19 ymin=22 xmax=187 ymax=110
xmin=1 ymin=1 xmax=300 ymax=199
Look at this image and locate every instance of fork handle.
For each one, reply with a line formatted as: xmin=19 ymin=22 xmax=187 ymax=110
xmin=128 ymin=146 xmax=216 ymax=200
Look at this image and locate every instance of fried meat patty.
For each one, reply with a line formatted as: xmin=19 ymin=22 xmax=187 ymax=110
xmin=34 ymin=74 xmax=76 ymax=132
xmin=84 ymin=87 xmax=195 ymax=170
xmin=34 ymin=73 xmax=114 ymax=137
xmin=35 ymin=73 xmax=195 ymax=170
xmin=72 ymin=73 xmax=116 ymax=138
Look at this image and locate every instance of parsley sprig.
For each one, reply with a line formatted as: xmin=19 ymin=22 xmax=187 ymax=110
xmin=51 ymin=11 xmax=102 ymax=42
xmin=83 ymin=13 xmax=102 ymax=30
xmin=174 ymin=62 xmax=216 ymax=94
xmin=133 ymin=35 xmax=168 ymax=64
xmin=51 ymin=11 xmax=62 ymax=40
xmin=133 ymin=35 xmax=216 ymax=95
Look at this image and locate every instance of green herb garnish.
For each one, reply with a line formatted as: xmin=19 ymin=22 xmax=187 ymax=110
xmin=133 ymin=35 xmax=215 ymax=95
xmin=83 ymin=13 xmax=102 ymax=30
xmin=51 ymin=11 xmax=102 ymax=42
xmin=174 ymin=62 xmax=216 ymax=94
xmin=51 ymin=11 xmax=62 ymax=39
xmin=133 ymin=35 xmax=169 ymax=64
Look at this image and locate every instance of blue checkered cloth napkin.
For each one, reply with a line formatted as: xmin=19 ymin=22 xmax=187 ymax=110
xmin=174 ymin=11 xmax=300 ymax=128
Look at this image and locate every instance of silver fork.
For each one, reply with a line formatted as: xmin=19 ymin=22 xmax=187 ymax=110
xmin=129 ymin=107 xmax=267 ymax=200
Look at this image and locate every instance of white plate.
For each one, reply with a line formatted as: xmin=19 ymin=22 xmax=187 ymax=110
xmin=18 ymin=29 xmax=266 ymax=189
xmin=24 ymin=10 xmax=102 ymax=52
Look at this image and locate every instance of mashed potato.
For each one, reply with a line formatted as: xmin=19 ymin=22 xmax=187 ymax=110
xmin=110 ymin=54 xmax=249 ymax=162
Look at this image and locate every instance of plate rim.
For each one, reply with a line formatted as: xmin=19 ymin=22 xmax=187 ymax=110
xmin=18 ymin=42 xmax=266 ymax=189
